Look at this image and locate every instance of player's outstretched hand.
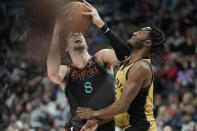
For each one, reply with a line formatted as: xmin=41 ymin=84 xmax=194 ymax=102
xmin=80 ymin=119 xmax=98 ymax=131
xmin=76 ymin=107 xmax=97 ymax=120
xmin=82 ymin=0 xmax=105 ymax=28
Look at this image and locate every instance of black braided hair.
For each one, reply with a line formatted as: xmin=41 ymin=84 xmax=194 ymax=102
xmin=143 ymin=20 xmax=166 ymax=60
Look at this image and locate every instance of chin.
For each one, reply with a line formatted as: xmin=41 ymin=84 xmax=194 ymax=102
xmin=128 ymin=41 xmax=134 ymax=46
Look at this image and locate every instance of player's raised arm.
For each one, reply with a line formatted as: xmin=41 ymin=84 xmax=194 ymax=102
xmin=82 ymin=0 xmax=131 ymax=61
xmin=47 ymin=18 xmax=68 ymax=87
xmin=95 ymin=49 xmax=120 ymax=66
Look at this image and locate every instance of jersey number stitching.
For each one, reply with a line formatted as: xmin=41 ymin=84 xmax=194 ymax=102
xmin=84 ymin=82 xmax=93 ymax=94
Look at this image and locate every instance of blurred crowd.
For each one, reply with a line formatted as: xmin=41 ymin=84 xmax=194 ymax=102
xmin=1 ymin=0 xmax=197 ymax=131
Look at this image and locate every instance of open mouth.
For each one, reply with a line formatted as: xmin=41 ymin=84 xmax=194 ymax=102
xmin=73 ymin=33 xmax=82 ymax=44
xmin=74 ymin=39 xmax=82 ymax=44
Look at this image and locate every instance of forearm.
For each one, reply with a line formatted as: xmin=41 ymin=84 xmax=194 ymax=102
xmin=100 ymin=24 xmax=131 ymax=61
xmin=96 ymin=117 xmax=113 ymax=125
xmin=82 ymin=1 xmax=130 ymax=61
xmin=95 ymin=101 xmax=126 ymax=120
xmin=47 ymin=29 xmax=61 ymax=75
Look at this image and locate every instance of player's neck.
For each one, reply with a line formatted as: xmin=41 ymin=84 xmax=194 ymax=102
xmin=70 ymin=49 xmax=91 ymax=67
xmin=130 ymin=49 xmax=149 ymax=63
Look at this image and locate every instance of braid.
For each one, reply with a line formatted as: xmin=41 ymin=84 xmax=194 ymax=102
xmin=144 ymin=20 xmax=166 ymax=60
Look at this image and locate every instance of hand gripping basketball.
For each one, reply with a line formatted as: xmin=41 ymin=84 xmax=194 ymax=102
xmin=62 ymin=1 xmax=91 ymax=32
xmin=82 ymin=0 xmax=105 ymax=28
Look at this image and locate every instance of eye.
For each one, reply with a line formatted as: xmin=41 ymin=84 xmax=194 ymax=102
xmin=128 ymin=32 xmax=133 ymax=38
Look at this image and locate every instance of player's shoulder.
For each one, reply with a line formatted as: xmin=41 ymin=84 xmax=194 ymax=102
xmin=94 ymin=49 xmax=112 ymax=61
xmin=95 ymin=49 xmax=112 ymax=57
xmin=126 ymin=60 xmax=151 ymax=81
xmin=129 ymin=60 xmax=151 ymax=75
xmin=94 ymin=49 xmax=115 ymax=66
xmin=60 ymin=65 xmax=69 ymax=74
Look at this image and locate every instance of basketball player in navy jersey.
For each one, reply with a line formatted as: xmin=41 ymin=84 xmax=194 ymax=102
xmin=47 ymin=16 xmax=123 ymax=130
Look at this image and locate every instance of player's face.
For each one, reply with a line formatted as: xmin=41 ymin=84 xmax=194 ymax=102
xmin=128 ymin=27 xmax=151 ymax=49
xmin=67 ymin=32 xmax=87 ymax=50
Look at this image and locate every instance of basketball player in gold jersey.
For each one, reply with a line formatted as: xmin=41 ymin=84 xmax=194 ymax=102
xmin=76 ymin=1 xmax=166 ymax=131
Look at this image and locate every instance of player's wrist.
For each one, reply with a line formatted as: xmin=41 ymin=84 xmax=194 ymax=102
xmin=96 ymin=20 xmax=105 ymax=28
xmin=94 ymin=111 xmax=101 ymax=118
xmin=92 ymin=119 xmax=99 ymax=124
xmin=100 ymin=24 xmax=110 ymax=34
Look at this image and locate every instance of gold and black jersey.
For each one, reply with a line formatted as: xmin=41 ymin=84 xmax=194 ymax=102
xmin=114 ymin=58 xmax=157 ymax=131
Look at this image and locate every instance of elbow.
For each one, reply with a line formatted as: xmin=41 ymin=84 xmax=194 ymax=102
xmin=115 ymin=51 xmax=130 ymax=61
xmin=47 ymin=72 xmax=57 ymax=79
xmin=47 ymin=67 xmax=58 ymax=78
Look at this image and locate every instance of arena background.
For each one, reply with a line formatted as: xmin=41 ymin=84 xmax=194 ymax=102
xmin=1 ymin=0 xmax=197 ymax=131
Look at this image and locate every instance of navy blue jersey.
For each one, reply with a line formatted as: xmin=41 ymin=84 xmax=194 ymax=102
xmin=64 ymin=56 xmax=115 ymax=131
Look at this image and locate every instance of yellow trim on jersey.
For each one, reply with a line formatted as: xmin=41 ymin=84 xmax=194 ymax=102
xmin=145 ymin=82 xmax=155 ymax=122
xmin=123 ymin=125 xmax=131 ymax=131
xmin=63 ymin=67 xmax=70 ymax=92
xmin=144 ymin=59 xmax=157 ymax=131
xmin=147 ymin=120 xmax=157 ymax=131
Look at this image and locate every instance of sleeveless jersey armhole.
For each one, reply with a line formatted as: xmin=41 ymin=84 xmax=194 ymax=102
xmin=141 ymin=60 xmax=154 ymax=88
xmin=125 ymin=60 xmax=153 ymax=84
xmin=63 ymin=67 xmax=70 ymax=94
xmin=93 ymin=56 xmax=114 ymax=77
xmin=126 ymin=65 xmax=133 ymax=80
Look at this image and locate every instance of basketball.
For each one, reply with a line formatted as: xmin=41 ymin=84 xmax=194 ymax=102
xmin=63 ymin=1 xmax=91 ymax=32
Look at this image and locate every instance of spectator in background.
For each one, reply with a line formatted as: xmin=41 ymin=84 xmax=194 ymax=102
xmin=156 ymin=105 xmax=169 ymax=131
xmin=164 ymin=60 xmax=178 ymax=82
xmin=179 ymin=38 xmax=196 ymax=56
xmin=176 ymin=61 xmax=194 ymax=87
xmin=20 ymin=103 xmax=33 ymax=123
xmin=167 ymin=103 xmax=182 ymax=131
xmin=162 ymin=125 xmax=173 ymax=131
xmin=180 ymin=92 xmax=193 ymax=111
xmin=181 ymin=111 xmax=195 ymax=131
xmin=167 ymin=30 xmax=183 ymax=52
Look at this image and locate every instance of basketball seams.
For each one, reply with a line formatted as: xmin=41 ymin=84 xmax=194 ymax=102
xmin=64 ymin=3 xmax=81 ymax=31
xmin=64 ymin=2 xmax=81 ymax=17
xmin=71 ymin=3 xmax=81 ymax=17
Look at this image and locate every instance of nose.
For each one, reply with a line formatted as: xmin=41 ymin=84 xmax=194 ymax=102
xmin=73 ymin=32 xmax=82 ymax=37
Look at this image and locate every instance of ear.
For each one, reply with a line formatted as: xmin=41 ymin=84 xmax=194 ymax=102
xmin=144 ymin=40 xmax=152 ymax=47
